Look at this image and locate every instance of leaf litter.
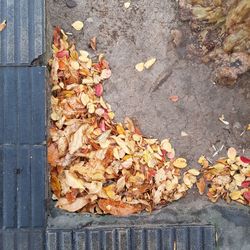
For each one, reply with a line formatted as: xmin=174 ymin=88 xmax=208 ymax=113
xmin=197 ymin=148 xmax=250 ymax=205
xmin=48 ymin=27 xmax=201 ymax=215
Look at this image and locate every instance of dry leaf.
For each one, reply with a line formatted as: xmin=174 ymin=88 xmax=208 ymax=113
xmin=144 ymin=58 xmax=156 ymax=69
xmin=135 ymin=62 xmax=144 ymax=72
xmin=227 ymin=147 xmax=237 ymax=160
xmin=65 ymin=170 xmax=84 ymax=189
xmin=69 ymin=125 xmax=84 ymax=154
xmin=219 ymin=115 xmax=229 ymax=125
xmin=181 ymin=131 xmax=188 ymax=137
xmin=169 ymin=95 xmax=179 ymax=102
xmin=56 ymin=197 xmax=88 ymax=212
xmin=196 ymin=177 xmax=206 ymax=195
xmin=48 ymin=143 xmax=60 ymax=166
xmin=90 ymin=37 xmax=97 ymax=50
xmin=124 ymin=2 xmax=130 ymax=8
xmin=188 ymin=169 xmax=200 ymax=176
xmin=0 ymin=20 xmax=7 ymax=32
xmin=230 ymin=190 xmax=242 ymax=200
xmin=72 ymin=21 xmax=84 ymax=31
xmin=173 ymin=158 xmax=187 ymax=169
xmin=98 ymin=199 xmax=142 ymax=216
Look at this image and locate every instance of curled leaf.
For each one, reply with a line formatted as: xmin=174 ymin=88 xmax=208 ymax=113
xmin=56 ymin=197 xmax=88 ymax=212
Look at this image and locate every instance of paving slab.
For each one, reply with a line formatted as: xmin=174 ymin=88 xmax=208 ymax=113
xmin=0 ymin=67 xmax=47 ymax=229
xmin=0 ymin=0 xmax=45 ymax=65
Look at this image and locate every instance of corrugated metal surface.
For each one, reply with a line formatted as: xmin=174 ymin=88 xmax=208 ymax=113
xmin=0 ymin=0 xmax=45 ymax=65
xmin=46 ymin=225 xmax=216 ymax=250
xmin=0 ymin=229 xmax=45 ymax=250
xmin=0 ymin=67 xmax=46 ymax=229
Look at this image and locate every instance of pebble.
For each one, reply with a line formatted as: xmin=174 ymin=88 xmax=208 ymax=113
xmin=66 ymin=0 xmax=77 ymax=8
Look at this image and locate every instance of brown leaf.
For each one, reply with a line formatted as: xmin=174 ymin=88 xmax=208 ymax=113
xmin=169 ymin=95 xmax=179 ymax=102
xmin=48 ymin=143 xmax=60 ymax=166
xmin=98 ymin=199 xmax=143 ymax=216
xmin=50 ymin=172 xmax=61 ymax=198
xmin=196 ymin=177 xmax=206 ymax=195
xmin=90 ymin=37 xmax=97 ymax=51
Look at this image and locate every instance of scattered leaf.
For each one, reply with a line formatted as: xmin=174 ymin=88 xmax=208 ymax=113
xmin=169 ymin=95 xmax=179 ymax=102
xmin=181 ymin=131 xmax=188 ymax=137
xmin=90 ymin=37 xmax=97 ymax=50
xmin=124 ymin=2 xmax=130 ymax=9
xmin=0 ymin=20 xmax=6 ymax=32
xmin=144 ymin=58 xmax=156 ymax=69
xmin=196 ymin=177 xmax=206 ymax=195
xmin=135 ymin=62 xmax=144 ymax=72
xmin=72 ymin=21 xmax=84 ymax=31
xmin=219 ymin=115 xmax=229 ymax=125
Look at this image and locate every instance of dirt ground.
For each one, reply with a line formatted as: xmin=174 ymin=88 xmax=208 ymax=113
xmin=47 ymin=0 xmax=250 ymax=249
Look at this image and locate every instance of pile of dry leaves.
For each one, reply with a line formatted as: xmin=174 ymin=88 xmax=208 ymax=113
xmin=48 ymin=27 xmax=200 ymax=215
xmin=197 ymin=148 xmax=250 ymax=205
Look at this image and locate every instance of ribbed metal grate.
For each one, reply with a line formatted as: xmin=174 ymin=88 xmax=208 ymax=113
xmin=46 ymin=225 xmax=215 ymax=250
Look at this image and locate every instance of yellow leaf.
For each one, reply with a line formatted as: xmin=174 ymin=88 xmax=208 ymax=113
xmin=116 ymin=124 xmax=125 ymax=135
xmin=188 ymin=169 xmax=200 ymax=176
xmin=144 ymin=58 xmax=156 ymax=69
xmin=72 ymin=21 xmax=84 ymax=31
xmin=173 ymin=158 xmax=187 ymax=169
xmin=133 ymin=134 xmax=142 ymax=142
xmin=230 ymin=190 xmax=242 ymax=200
xmin=135 ymin=62 xmax=144 ymax=72
xmin=103 ymin=184 xmax=116 ymax=199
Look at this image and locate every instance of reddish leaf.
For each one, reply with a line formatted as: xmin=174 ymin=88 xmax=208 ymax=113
xmin=241 ymin=181 xmax=250 ymax=188
xmin=95 ymin=84 xmax=103 ymax=97
xmin=99 ymin=119 xmax=106 ymax=132
xmin=53 ymin=26 xmax=61 ymax=48
xmin=66 ymin=188 xmax=78 ymax=203
xmin=243 ymin=191 xmax=250 ymax=202
xmin=240 ymin=156 xmax=250 ymax=164
xmin=56 ymin=50 xmax=69 ymax=58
